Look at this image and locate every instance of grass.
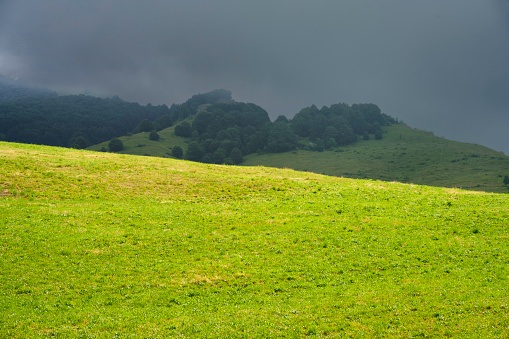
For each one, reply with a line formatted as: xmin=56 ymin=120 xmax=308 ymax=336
xmin=90 ymin=123 xmax=509 ymax=194
xmin=87 ymin=124 xmax=189 ymax=158
xmin=2 ymin=141 xmax=509 ymax=337
xmin=243 ymin=124 xmax=509 ymax=193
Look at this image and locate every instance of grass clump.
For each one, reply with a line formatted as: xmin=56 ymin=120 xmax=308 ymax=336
xmin=1 ymin=141 xmax=509 ymax=337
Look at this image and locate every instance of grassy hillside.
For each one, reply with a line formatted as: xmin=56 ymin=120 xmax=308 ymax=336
xmin=92 ymin=123 xmax=509 ymax=193
xmin=2 ymin=141 xmax=509 ymax=337
xmin=244 ymin=124 xmax=509 ymax=193
xmin=88 ymin=124 xmax=189 ymax=158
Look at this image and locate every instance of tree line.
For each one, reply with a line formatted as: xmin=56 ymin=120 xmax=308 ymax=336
xmin=0 ymin=94 xmax=171 ymax=148
xmin=0 ymin=86 xmax=235 ymax=149
xmin=172 ymin=99 xmax=397 ymax=164
xmin=0 ymin=80 xmax=397 ymax=164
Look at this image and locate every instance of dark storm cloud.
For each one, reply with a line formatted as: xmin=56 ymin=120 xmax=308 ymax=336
xmin=1 ymin=0 xmax=508 ymax=153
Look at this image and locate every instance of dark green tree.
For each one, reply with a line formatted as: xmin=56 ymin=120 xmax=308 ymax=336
xmin=335 ymin=123 xmax=357 ymax=145
xmin=224 ymin=157 xmax=235 ymax=165
xmin=71 ymin=136 xmax=89 ymax=149
xmin=503 ymin=175 xmax=509 ymax=186
xmin=212 ymin=148 xmax=227 ymax=164
xmin=192 ymin=111 xmax=215 ymax=134
xmin=274 ymin=115 xmax=289 ymax=123
xmin=201 ymin=154 xmax=213 ymax=164
xmin=174 ymin=121 xmax=192 ymax=137
xmin=191 ymin=130 xmax=200 ymax=141
xmin=266 ymin=122 xmax=299 ymax=153
xmin=313 ymin=138 xmax=325 ymax=152
xmin=135 ymin=119 xmax=154 ymax=133
xmin=149 ymin=130 xmax=160 ymax=141
xmin=246 ymin=128 xmax=269 ymax=154
xmin=229 ymin=147 xmax=243 ymax=165
xmin=155 ymin=114 xmax=175 ymax=131
xmin=219 ymin=140 xmax=236 ymax=154
xmin=108 ymin=138 xmax=124 ymax=152
xmin=325 ymin=137 xmax=337 ymax=149
xmin=171 ymin=145 xmax=184 ymax=159
xmin=185 ymin=141 xmax=205 ymax=162
xmin=291 ymin=105 xmax=319 ymax=138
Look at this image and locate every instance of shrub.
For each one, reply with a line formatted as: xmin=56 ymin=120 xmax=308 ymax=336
xmin=174 ymin=121 xmax=192 ymax=137
xmin=185 ymin=141 xmax=205 ymax=162
xmin=71 ymin=136 xmax=89 ymax=149
xmin=171 ymin=146 xmax=184 ymax=159
xmin=230 ymin=147 xmax=243 ymax=164
xmin=149 ymin=130 xmax=160 ymax=141
xmin=135 ymin=119 xmax=154 ymax=133
xmin=108 ymin=138 xmax=124 ymax=152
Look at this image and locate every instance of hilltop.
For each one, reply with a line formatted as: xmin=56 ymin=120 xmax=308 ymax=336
xmin=1 ymin=141 xmax=509 ymax=337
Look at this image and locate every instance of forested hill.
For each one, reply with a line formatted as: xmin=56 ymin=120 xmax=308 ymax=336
xmin=165 ymin=100 xmax=396 ymax=165
xmin=0 ymin=85 xmax=234 ymax=148
xmin=0 ymin=80 xmax=395 ymax=160
xmin=0 ymin=94 xmax=171 ymax=148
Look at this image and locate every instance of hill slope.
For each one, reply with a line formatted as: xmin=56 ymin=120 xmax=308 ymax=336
xmin=243 ymin=124 xmax=509 ymax=193
xmin=1 ymin=141 xmax=509 ymax=337
xmin=88 ymin=123 xmax=190 ymax=157
xmin=96 ymin=123 xmax=509 ymax=193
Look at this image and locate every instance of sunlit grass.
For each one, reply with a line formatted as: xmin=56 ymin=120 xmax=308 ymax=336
xmin=1 ymin=141 xmax=509 ymax=337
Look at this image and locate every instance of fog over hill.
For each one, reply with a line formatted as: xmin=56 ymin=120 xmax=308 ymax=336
xmin=1 ymin=1 xmax=508 ymax=153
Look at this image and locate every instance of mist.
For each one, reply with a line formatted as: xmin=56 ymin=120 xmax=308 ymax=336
xmin=1 ymin=0 xmax=508 ymax=153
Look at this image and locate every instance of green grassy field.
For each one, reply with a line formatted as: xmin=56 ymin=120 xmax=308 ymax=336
xmin=88 ymin=124 xmax=189 ymax=158
xmin=243 ymin=124 xmax=509 ymax=193
xmin=90 ymin=123 xmax=509 ymax=194
xmin=2 ymin=141 xmax=509 ymax=337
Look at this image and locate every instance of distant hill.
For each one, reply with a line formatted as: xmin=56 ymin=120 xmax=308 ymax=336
xmin=88 ymin=92 xmax=509 ymax=193
xmin=0 ymin=86 xmax=235 ymax=148
xmin=88 ymin=123 xmax=190 ymax=158
xmin=90 ymin=94 xmax=396 ymax=167
xmin=91 ymin=121 xmax=509 ymax=193
xmin=0 ymin=94 xmax=171 ymax=147
xmin=2 ymin=80 xmax=507 ymax=193
xmin=0 ymin=76 xmax=176 ymax=147
xmin=243 ymin=124 xmax=509 ymax=193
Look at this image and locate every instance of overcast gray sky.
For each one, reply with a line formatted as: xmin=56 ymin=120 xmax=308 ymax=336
xmin=1 ymin=1 xmax=508 ymax=153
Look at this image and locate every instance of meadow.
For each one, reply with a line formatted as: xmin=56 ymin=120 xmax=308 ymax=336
xmin=243 ymin=124 xmax=509 ymax=194
xmin=1 ymin=141 xmax=509 ymax=337
xmin=88 ymin=125 xmax=189 ymax=159
xmin=90 ymin=123 xmax=509 ymax=194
